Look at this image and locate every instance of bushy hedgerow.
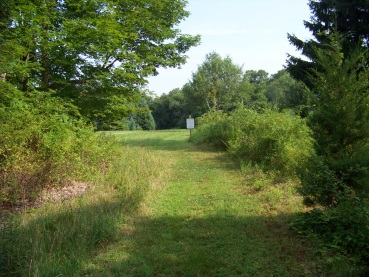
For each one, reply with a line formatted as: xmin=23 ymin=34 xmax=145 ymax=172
xmin=0 ymin=83 xmax=110 ymax=206
xmin=228 ymin=109 xmax=313 ymax=178
xmin=193 ymin=108 xmax=314 ymax=179
xmin=192 ymin=109 xmax=229 ymax=149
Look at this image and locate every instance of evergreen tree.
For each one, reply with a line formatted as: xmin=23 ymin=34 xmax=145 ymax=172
xmin=300 ymin=35 xmax=369 ymax=207
xmin=295 ymin=36 xmax=369 ymax=264
xmin=287 ymin=0 xmax=369 ymax=87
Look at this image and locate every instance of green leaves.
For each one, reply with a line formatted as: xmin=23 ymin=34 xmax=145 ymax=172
xmin=0 ymin=84 xmax=103 ymax=206
xmin=150 ymin=88 xmax=187 ymax=129
xmin=1 ymin=0 xmax=200 ymax=120
xmin=298 ymin=39 xmax=369 ymax=210
xmin=287 ymin=3 xmax=369 ymax=266
xmin=193 ymin=108 xmax=313 ymax=180
xmin=287 ymin=0 xmax=369 ymax=87
xmin=183 ymin=52 xmax=245 ymax=116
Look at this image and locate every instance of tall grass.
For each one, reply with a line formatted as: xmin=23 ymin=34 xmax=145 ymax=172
xmin=0 ymin=139 xmax=165 ymax=276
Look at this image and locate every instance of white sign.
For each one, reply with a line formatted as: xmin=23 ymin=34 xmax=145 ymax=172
xmin=186 ymin=118 xmax=195 ymax=129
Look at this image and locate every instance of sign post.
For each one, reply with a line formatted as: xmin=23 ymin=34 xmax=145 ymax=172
xmin=186 ymin=116 xmax=195 ymax=141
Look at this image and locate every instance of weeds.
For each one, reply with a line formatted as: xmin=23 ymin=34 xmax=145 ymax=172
xmin=0 ymin=138 xmax=165 ymax=276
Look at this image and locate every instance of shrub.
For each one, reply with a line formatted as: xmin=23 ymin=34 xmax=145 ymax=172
xmin=292 ymin=198 xmax=369 ymax=267
xmin=193 ymin=108 xmax=314 ymax=180
xmin=228 ymin=109 xmax=313 ymax=178
xmin=192 ymin=110 xmax=229 ymax=148
xmin=0 ymin=84 xmax=106 ymax=206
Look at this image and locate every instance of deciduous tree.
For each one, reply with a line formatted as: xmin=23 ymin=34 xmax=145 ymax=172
xmin=239 ymin=70 xmax=269 ymax=111
xmin=183 ymin=52 xmax=244 ymax=116
xmin=150 ymin=88 xmax=187 ymax=129
xmin=265 ymin=70 xmax=309 ymax=115
xmin=0 ymin=0 xmax=200 ymax=121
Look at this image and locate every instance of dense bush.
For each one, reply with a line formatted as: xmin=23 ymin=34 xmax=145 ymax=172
xmin=192 ymin=109 xmax=229 ymax=148
xmin=292 ymin=198 xmax=369 ymax=269
xmin=193 ymin=108 xmax=314 ymax=179
xmin=227 ymin=109 xmax=313 ymax=178
xmin=0 ymin=83 xmax=107 ymax=206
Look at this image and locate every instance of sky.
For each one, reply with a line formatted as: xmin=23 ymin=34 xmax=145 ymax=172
xmin=146 ymin=0 xmax=313 ymax=96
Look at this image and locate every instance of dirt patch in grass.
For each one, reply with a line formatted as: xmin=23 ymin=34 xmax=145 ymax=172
xmin=0 ymin=180 xmax=91 ymax=218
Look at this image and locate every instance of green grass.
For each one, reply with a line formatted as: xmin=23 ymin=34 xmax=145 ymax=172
xmin=81 ymin=130 xmax=319 ymax=276
xmin=1 ymin=130 xmax=326 ymax=276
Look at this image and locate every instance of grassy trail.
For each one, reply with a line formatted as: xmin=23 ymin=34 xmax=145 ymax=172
xmin=88 ymin=130 xmax=317 ymax=276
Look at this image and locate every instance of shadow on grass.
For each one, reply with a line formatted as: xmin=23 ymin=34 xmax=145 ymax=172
xmin=0 ymin=191 xmax=142 ymax=277
xmin=87 ymin=213 xmax=317 ymax=276
xmin=0 ymin=130 xmax=327 ymax=276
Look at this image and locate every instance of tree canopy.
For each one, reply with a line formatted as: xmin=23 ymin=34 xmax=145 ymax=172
xmin=149 ymin=52 xmax=310 ymax=126
xmin=0 ymin=0 xmax=200 ymax=121
xmin=265 ymin=70 xmax=309 ymax=115
xmin=182 ymin=52 xmax=244 ymax=116
xmin=150 ymin=88 xmax=187 ymax=129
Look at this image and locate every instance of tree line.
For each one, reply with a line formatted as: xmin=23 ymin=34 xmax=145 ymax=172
xmin=150 ymin=54 xmax=308 ymax=130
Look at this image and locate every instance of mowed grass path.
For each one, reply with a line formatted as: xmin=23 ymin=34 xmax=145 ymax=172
xmin=87 ymin=130 xmax=318 ymax=276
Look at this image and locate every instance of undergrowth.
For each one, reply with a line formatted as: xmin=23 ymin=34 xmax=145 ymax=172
xmin=0 ymin=83 xmax=106 ymax=207
xmin=0 ymin=141 xmax=164 ymax=276
xmin=193 ymin=108 xmax=313 ymax=181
